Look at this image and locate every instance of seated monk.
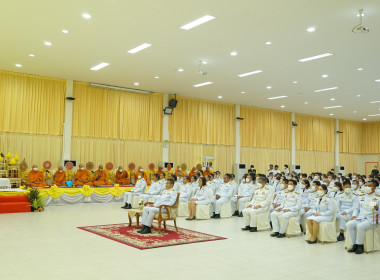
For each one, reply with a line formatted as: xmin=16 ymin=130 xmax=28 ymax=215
xmin=174 ymin=165 xmax=184 ymax=177
xmin=156 ymin=166 xmax=164 ymax=175
xmin=135 ymin=166 xmax=148 ymax=180
xmin=53 ymin=166 xmax=67 ymax=186
xmin=29 ymin=165 xmax=48 ymax=187
xmin=115 ymin=166 xmax=130 ymax=185
xmin=203 ymin=167 xmax=211 ymax=177
xmin=74 ymin=164 xmax=93 ymax=186
xmin=93 ymin=165 xmax=112 ymax=186
xmin=189 ymin=167 xmax=196 ymax=178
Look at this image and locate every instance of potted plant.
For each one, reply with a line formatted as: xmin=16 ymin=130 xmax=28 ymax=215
xmin=28 ymin=189 xmax=45 ymax=212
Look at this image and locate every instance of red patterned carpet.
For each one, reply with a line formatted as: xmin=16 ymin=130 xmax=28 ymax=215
xmin=78 ymin=223 xmax=227 ymax=250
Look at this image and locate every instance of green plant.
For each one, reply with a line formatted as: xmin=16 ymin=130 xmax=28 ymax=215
xmin=31 ymin=199 xmax=39 ymax=209
xmin=27 ymin=189 xmax=40 ymax=204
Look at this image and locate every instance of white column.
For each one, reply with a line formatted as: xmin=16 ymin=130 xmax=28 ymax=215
xmin=291 ymin=112 xmax=296 ymax=170
xmin=61 ymin=80 xmax=74 ymax=163
xmin=235 ymin=104 xmax=240 ymax=163
xmin=162 ymin=94 xmax=169 ymax=163
xmin=335 ymin=118 xmax=340 ymax=174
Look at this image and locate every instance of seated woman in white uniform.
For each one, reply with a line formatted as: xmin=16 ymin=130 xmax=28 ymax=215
xmin=179 ymin=176 xmax=193 ymax=202
xmin=336 ymin=180 xmax=357 ymax=242
xmin=187 ymin=177 xmax=209 ymax=220
xmin=330 ymin=181 xmax=344 ymax=200
xmin=306 ymin=184 xmax=334 ymax=244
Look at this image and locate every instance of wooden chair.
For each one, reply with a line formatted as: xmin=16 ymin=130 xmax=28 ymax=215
xmin=144 ymin=192 xmax=180 ymax=233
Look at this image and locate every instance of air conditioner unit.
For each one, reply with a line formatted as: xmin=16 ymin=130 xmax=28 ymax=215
xmin=292 ymin=164 xmax=301 ymax=174
xmin=234 ymin=163 xmax=246 ymax=183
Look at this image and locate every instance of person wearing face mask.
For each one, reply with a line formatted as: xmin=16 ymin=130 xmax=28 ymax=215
xmin=351 ymin=180 xmax=361 ymax=195
xmin=74 ymin=164 xmax=93 ymax=186
xmin=115 ymin=166 xmax=130 ymax=185
xmin=242 ymin=177 xmax=273 ymax=232
xmin=330 ymin=181 xmax=344 ymax=200
xmin=121 ymin=171 xmax=147 ymax=209
xmin=232 ymin=174 xmax=255 ymax=217
xmin=270 ymin=180 xmax=302 ymax=238
xmin=336 ymin=181 xmax=357 ymax=241
xmin=283 ymin=165 xmax=289 ymax=175
xmin=248 ymin=165 xmax=256 ymax=175
xmin=92 ymin=165 xmax=112 ymax=186
xmin=187 ymin=177 xmax=210 ymax=220
xmin=176 ymin=171 xmax=184 ymax=184
xmin=177 ymin=176 xmax=193 ymax=203
xmin=267 ymin=164 xmax=274 ymax=176
xmin=168 ymin=173 xmax=180 ymax=192
xmin=269 ymin=179 xmax=287 ymax=225
xmin=139 ymin=174 xmax=162 ymax=203
xmin=306 ymin=184 xmax=334 ymax=244
xmin=135 ymin=166 xmax=147 ymax=181
xmin=210 ymin=174 xmax=235 ymax=219
xmin=28 ymin=164 xmax=48 ymax=187
xmin=53 ymin=166 xmax=67 ymax=186
xmin=272 ymin=176 xmax=282 ymax=193
xmin=300 ymin=181 xmax=319 ymax=233
xmin=174 ymin=165 xmax=184 ymax=177
xmin=346 ymin=181 xmax=380 ymax=254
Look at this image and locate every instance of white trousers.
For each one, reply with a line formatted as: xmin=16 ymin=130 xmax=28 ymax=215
xmin=346 ymin=219 xmax=374 ymax=245
xmin=141 ymin=206 xmax=160 ymax=227
xmin=123 ymin=192 xmax=140 ymax=203
xmin=271 ymin=210 xmax=298 ymax=234
xmin=210 ymin=197 xmax=229 ymax=214
xmin=231 ymin=196 xmax=251 ymax=213
xmin=242 ymin=207 xmax=266 ymax=227
xmin=336 ymin=213 xmax=352 ymax=231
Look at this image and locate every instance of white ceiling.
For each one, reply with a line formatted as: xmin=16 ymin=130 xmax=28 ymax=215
xmin=1 ymin=0 xmax=379 ymax=121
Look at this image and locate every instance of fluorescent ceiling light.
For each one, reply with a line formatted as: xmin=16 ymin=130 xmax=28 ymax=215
xmin=62 ymin=29 xmax=69 ymax=34
xmin=304 ymin=102 xmax=308 ymax=104
xmin=323 ymin=105 xmax=342 ymax=109
xmin=368 ymin=114 xmax=380 ymax=117
xmin=298 ymin=53 xmax=333 ymax=62
xmin=322 ymin=74 xmax=328 ymax=78
xmin=230 ymin=51 xmax=237 ymax=56
xmin=265 ymin=41 xmax=272 ymax=45
xmin=329 ymin=113 xmax=334 ymax=116
xmin=363 ymin=118 xmax=367 ymax=120
xmin=330 ymin=98 xmax=335 ymax=101
xmin=357 ymin=68 xmax=363 ymax=71
xmin=238 ymin=70 xmax=262 ymax=77
xmin=134 ymin=82 xmax=139 ymax=86
xmin=218 ymin=96 xmax=222 ymax=99
xmin=280 ymin=105 xmax=285 ymax=108
xmin=15 ymin=64 xmax=22 ymax=67
xmin=82 ymin=13 xmax=91 ymax=19
xmin=314 ymin=87 xmax=338 ymax=93
xmin=356 ymin=95 xmax=361 ymax=97
xmin=266 ymin=86 xmax=272 ymax=89
xmin=180 ymin=15 xmax=215 ymax=30
xmin=154 ymin=76 xmax=159 ymax=79
xmin=370 ymin=101 xmax=380 ymax=104
xmin=44 ymin=41 xmax=52 ymax=46
xmin=353 ymin=111 xmax=357 ymax=113
xmin=128 ymin=43 xmax=151 ymax=54
xmin=375 ymin=79 xmax=380 ymax=82
xmin=293 ymin=81 xmax=298 ymax=84
xmin=178 ymin=68 xmax=184 ymax=72
xmin=29 ymin=54 xmax=35 ymax=57
xmin=268 ymin=96 xmax=288 ymax=100
xmin=307 ymin=27 xmax=316 ymax=32
xmin=89 ymin=83 xmax=151 ymax=94
xmin=193 ymin=82 xmax=213 ymax=87
xmin=90 ymin=62 xmax=109 ymax=71
xmin=241 ymin=91 xmax=245 ymax=94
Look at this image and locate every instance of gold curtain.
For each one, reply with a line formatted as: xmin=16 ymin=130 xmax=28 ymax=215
xmin=340 ymin=153 xmax=359 ymax=174
xmin=0 ymin=70 xmax=65 ymax=135
xmin=168 ymin=142 xmax=203 ymax=171
xmin=362 ymin=122 xmax=380 ymax=154
xmin=72 ymin=82 xmax=163 ymax=141
xmin=295 ymin=114 xmax=335 ymax=152
xmin=240 ymin=106 xmax=291 ymax=149
xmin=339 ymin=120 xmax=363 ymax=153
xmin=296 ymin=150 xmax=335 ymax=174
xmin=215 ymin=145 xmax=235 ymax=175
xmin=240 ymin=147 xmax=290 ymax=174
xmin=0 ymin=132 xmax=62 ymax=167
xmin=168 ymin=96 xmax=235 ymax=145
xmin=71 ymin=136 xmax=162 ymax=169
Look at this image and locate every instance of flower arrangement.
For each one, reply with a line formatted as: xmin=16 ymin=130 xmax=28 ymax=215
xmin=139 ymin=199 xmax=144 ymax=210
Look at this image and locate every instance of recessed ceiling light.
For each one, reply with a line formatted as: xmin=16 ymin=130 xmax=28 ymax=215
xmin=322 ymin=74 xmax=328 ymax=78
xmin=90 ymin=62 xmax=109 ymax=71
xmin=293 ymin=81 xmax=298 ymax=84
xmin=370 ymin=101 xmax=380 ymax=104
xmin=329 ymin=113 xmax=334 ymax=116
xmin=368 ymin=114 xmax=380 ymax=117
xmin=266 ymin=86 xmax=272 ymax=89
xmin=62 ymin=29 xmax=69 ymax=34
xmin=180 ymin=15 xmax=216 ymax=30
xmin=356 ymin=95 xmax=361 ymax=97
xmin=29 ymin=54 xmax=35 ymax=57
xmin=193 ymin=82 xmax=213 ymax=87
xmin=178 ymin=68 xmax=184 ymax=72
xmin=201 ymin=61 xmax=207 ymax=65
xmin=241 ymin=91 xmax=245 ymax=94
xmin=280 ymin=105 xmax=285 ymax=108
xmin=304 ymin=101 xmax=308 ymax=104
xmin=134 ymin=82 xmax=139 ymax=86
xmin=154 ymin=76 xmax=159 ymax=79
xmin=323 ymin=105 xmax=342 ymax=109
xmin=128 ymin=43 xmax=151 ymax=54
xmin=82 ymin=13 xmax=91 ymax=19
xmin=357 ymin=68 xmax=363 ymax=71
xmin=353 ymin=111 xmax=357 ymax=113
xmin=44 ymin=41 xmax=52 ymax=46
xmin=314 ymin=87 xmax=338 ymax=93
xmin=230 ymin=51 xmax=238 ymax=56
xmin=330 ymin=98 xmax=335 ymax=101
xmin=268 ymin=96 xmax=288 ymax=100
xmin=238 ymin=70 xmax=262 ymax=77
xmin=265 ymin=41 xmax=272 ymax=45
xmin=15 ymin=64 xmax=22 ymax=68
xmin=363 ymin=118 xmax=367 ymax=121
xmin=218 ymin=96 xmax=222 ymax=99
xmin=357 ymin=12 xmax=365 ymax=17
xmin=298 ymin=53 xmax=333 ymax=62
xmin=375 ymin=79 xmax=380 ymax=82
xmin=307 ymin=26 xmax=316 ymax=32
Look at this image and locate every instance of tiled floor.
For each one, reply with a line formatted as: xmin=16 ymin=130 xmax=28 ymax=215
xmin=1 ymin=203 xmax=379 ymax=280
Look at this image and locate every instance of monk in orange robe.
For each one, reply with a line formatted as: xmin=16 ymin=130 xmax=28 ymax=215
xmin=115 ymin=166 xmax=130 ymax=185
xmin=156 ymin=166 xmax=164 ymax=175
xmin=189 ymin=167 xmax=196 ymax=179
xmin=135 ymin=166 xmax=148 ymax=180
xmin=29 ymin=165 xmax=48 ymax=187
xmin=53 ymin=166 xmax=67 ymax=186
xmin=203 ymin=167 xmax=211 ymax=177
xmin=93 ymin=165 xmax=112 ymax=186
xmin=174 ymin=165 xmax=184 ymax=177
xmin=74 ymin=164 xmax=93 ymax=186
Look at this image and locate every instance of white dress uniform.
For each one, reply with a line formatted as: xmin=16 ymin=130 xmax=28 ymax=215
xmin=193 ymin=186 xmax=210 ymax=205
xmin=231 ymin=181 xmax=255 ymax=213
xmin=269 ymin=189 xmax=286 ymax=221
xmin=139 ymin=181 xmax=162 ymax=203
xmin=301 ymin=190 xmax=318 ymax=219
xmin=346 ymin=193 xmax=380 ymax=245
xmin=336 ymin=192 xmax=356 ymax=230
xmin=242 ymin=185 xmax=273 ymax=227
xmin=271 ymin=190 xmax=302 ymax=234
xmin=173 ymin=181 xmax=181 ymax=192
xmin=206 ymin=181 xmax=215 ymax=193
xmin=179 ymin=182 xmax=193 ymax=202
xmin=141 ymin=187 xmax=178 ymax=227
xmin=123 ymin=178 xmax=147 ymax=203
xmin=307 ymin=195 xmax=334 ymax=223
xmin=210 ymin=182 xmax=234 ymax=214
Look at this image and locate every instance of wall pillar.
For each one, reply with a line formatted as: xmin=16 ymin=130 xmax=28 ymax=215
xmin=61 ymin=80 xmax=73 ymax=163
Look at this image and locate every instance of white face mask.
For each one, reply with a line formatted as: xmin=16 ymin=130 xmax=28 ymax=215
xmin=364 ymin=186 xmax=372 ymax=194
xmin=59 ymin=170 xmax=63 ymax=173
xmin=300 ymin=184 xmax=305 ymax=189
xmin=258 ymin=183 xmax=264 ymax=188
xmin=344 ymin=188 xmax=351 ymax=194
xmin=119 ymin=169 xmax=123 ymax=172
xmin=288 ymin=185 xmax=294 ymax=191
xmin=138 ymin=175 xmax=142 ymax=179
xmin=33 ymin=168 xmax=38 ymax=171
xmin=178 ymin=168 xmax=181 ymax=170
xmin=353 ymin=176 xmax=357 ymax=179
xmin=311 ymin=186 xmax=316 ymax=191
xmin=245 ymin=178 xmax=249 ymax=183
xmin=80 ymin=167 xmax=85 ymax=170
xmin=139 ymin=169 xmax=143 ymax=172
xmin=359 ymin=182 xmax=363 ymax=186
xmin=318 ymin=190 xmax=325 ymax=197
xmin=313 ymin=176 xmax=318 ymax=180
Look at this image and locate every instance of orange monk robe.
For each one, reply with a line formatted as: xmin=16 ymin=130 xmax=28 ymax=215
xmin=29 ymin=170 xmax=48 ymax=187
xmin=53 ymin=170 xmax=67 ymax=186
xmin=74 ymin=169 xmax=93 ymax=186
xmin=174 ymin=169 xmax=184 ymax=177
xmin=115 ymin=170 xmax=130 ymax=185
xmin=93 ymin=170 xmax=112 ymax=186
xmin=203 ymin=170 xmax=211 ymax=176
xmin=156 ymin=169 xmax=163 ymax=175
xmin=189 ymin=169 xmax=196 ymax=178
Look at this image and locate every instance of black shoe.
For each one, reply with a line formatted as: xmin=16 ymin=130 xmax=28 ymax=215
xmin=137 ymin=226 xmax=146 ymax=233
xmin=213 ymin=214 xmax=220 ymax=219
xmin=355 ymin=245 xmax=364 ymax=254
xmin=337 ymin=233 xmax=345 ymax=242
xmin=270 ymin=232 xmax=279 ymax=237
xmin=270 ymin=222 xmax=273 ymax=229
xmin=300 ymin=225 xmax=303 ymax=233
xmin=121 ymin=203 xmax=128 ymax=209
xmin=348 ymin=244 xmax=358 ymax=253
xmin=241 ymin=226 xmax=251 ymax=231
xmin=249 ymin=227 xmax=258 ymax=232
xmin=307 ymin=239 xmax=317 ymax=244
xmin=277 ymin=233 xmax=285 ymax=238
xmin=232 ymin=210 xmax=239 ymax=216
xmin=126 ymin=204 xmax=132 ymax=209
xmin=141 ymin=227 xmax=152 ymax=234
xmin=211 ymin=213 xmax=216 ymax=218
xmin=238 ymin=212 xmax=243 ymax=217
